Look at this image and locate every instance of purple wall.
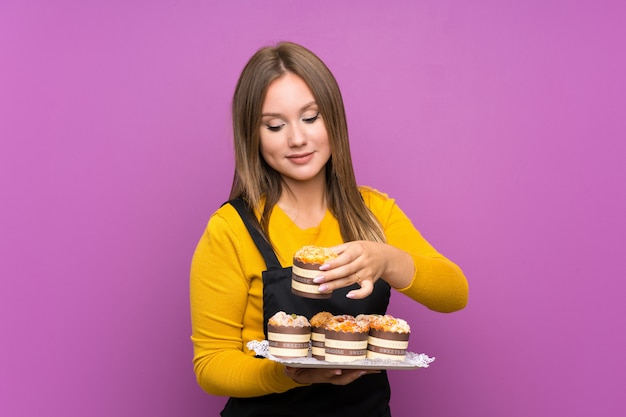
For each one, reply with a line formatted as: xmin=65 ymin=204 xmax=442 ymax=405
xmin=1 ymin=1 xmax=624 ymax=416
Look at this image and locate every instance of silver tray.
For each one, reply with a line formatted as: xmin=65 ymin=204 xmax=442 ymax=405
xmin=247 ymin=340 xmax=435 ymax=370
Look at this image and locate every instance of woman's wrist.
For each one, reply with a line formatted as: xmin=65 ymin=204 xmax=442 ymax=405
xmin=380 ymin=244 xmax=415 ymax=289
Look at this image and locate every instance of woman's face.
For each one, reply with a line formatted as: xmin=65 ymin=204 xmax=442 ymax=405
xmin=259 ymin=72 xmax=330 ymax=187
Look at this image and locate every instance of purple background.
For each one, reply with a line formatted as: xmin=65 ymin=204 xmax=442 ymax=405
xmin=1 ymin=1 xmax=624 ymax=416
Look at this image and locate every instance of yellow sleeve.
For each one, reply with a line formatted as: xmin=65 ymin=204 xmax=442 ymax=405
xmin=361 ymin=187 xmax=469 ymax=312
xmin=189 ymin=204 xmax=303 ymax=397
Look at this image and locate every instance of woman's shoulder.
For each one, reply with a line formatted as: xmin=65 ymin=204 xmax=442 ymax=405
xmin=206 ymin=199 xmax=249 ymax=233
xmin=358 ymin=185 xmax=394 ymax=205
xmin=357 ymin=186 xmax=403 ymax=224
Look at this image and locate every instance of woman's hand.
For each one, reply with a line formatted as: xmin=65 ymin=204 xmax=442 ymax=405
xmin=284 ymin=366 xmax=380 ymax=385
xmin=313 ymin=241 xmax=415 ymax=299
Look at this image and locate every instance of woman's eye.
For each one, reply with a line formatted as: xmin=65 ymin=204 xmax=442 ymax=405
xmin=265 ymin=124 xmax=284 ymax=132
xmin=302 ymin=112 xmax=320 ymax=123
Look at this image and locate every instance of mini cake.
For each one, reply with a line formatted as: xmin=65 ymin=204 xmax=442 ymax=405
xmin=355 ymin=313 xmax=379 ymax=326
xmin=309 ymin=311 xmax=333 ymax=360
xmin=366 ymin=314 xmax=411 ymax=361
xmin=291 ymin=245 xmax=338 ymax=299
xmin=324 ymin=314 xmax=370 ymax=362
xmin=267 ymin=311 xmax=311 ymax=359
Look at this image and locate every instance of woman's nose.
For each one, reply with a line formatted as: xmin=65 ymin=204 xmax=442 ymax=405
xmin=287 ymin=124 xmax=307 ymax=147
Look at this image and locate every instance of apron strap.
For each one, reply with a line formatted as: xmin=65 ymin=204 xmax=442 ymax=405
xmin=226 ymin=198 xmax=282 ymax=270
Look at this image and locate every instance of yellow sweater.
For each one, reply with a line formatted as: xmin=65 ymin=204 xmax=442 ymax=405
xmin=190 ymin=186 xmax=468 ymax=397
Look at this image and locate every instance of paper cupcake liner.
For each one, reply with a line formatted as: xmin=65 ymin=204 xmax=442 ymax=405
xmin=291 ymin=259 xmax=332 ymax=299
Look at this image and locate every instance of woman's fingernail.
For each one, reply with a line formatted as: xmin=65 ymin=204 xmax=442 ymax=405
xmin=318 ymin=284 xmax=328 ymax=292
xmin=319 ymin=263 xmax=331 ymax=271
xmin=313 ymin=276 xmax=324 ymax=283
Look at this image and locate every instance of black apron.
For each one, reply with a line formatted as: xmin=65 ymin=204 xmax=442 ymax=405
xmin=221 ymin=198 xmax=393 ymax=417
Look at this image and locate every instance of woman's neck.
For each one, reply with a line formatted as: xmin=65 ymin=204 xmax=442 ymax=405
xmin=278 ymin=176 xmax=327 ymax=229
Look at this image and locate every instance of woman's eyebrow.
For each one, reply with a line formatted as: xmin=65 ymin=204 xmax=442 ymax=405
xmin=261 ymin=101 xmax=317 ymax=118
xmin=300 ymin=101 xmax=317 ymax=110
xmin=261 ymin=112 xmax=282 ymax=118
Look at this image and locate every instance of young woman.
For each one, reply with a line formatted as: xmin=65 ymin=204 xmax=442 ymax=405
xmin=190 ymin=41 xmax=469 ymax=417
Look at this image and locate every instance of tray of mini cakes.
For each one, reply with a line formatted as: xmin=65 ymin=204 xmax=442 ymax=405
xmin=247 ymin=311 xmax=434 ymax=370
xmin=247 ymin=245 xmax=435 ymax=369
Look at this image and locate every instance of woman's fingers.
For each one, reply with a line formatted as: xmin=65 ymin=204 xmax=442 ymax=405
xmin=284 ymin=366 xmax=378 ymax=385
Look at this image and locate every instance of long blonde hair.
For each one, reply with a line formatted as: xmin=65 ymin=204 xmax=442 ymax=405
xmin=229 ymin=41 xmax=385 ymax=243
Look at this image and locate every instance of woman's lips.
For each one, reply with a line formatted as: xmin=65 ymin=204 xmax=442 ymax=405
xmin=287 ymin=152 xmax=314 ymax=165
